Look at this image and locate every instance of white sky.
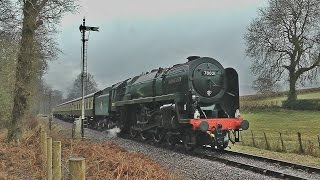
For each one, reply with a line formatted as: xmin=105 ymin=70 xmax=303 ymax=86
xmin=44 ymin=0 xmax=269 ymax=96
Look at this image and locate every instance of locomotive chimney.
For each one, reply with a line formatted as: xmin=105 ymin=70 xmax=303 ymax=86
xmin=187 ymin=56 xmax=200 ymax=62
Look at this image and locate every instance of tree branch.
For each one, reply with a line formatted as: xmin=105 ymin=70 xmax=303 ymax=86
xmin=296 ymin=53 xmax=320 ymax=76
xmin=298 ymin=0 xmax=310 ymax=39
xmin=37 ymin=0 xmax=49 ymax=12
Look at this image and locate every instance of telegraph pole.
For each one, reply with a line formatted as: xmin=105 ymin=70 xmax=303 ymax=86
xmin=79 ymin=18 xmax=99 ymax=138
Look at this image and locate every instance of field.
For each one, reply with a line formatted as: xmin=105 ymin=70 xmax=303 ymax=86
xmin=240 ymin=88 xmax=320 ymax=108
xmin=238 ymin=88 xmax=320 ymax=160
xmin=241 ymin=110 xmax=320 ymax=155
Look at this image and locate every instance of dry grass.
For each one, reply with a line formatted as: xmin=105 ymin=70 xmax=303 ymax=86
xmin=0 ymin=128 xmax=44 ymax=179
xmin=0 ymin=117 xmax=180 ymax=179
xmin=60 ymin=140 xmax=178 ymax=179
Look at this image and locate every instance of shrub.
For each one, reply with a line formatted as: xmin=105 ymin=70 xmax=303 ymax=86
xmin=282 ymin=99 xmax=320 ymax=111
xmin=240 ymin=100 xmax=282 ymax=112
xmin=24 ymin=115 xmax=39 ymax=130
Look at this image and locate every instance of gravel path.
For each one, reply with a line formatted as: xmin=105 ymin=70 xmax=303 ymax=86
xmin=52 ymin=118 xmax=277 ymax=180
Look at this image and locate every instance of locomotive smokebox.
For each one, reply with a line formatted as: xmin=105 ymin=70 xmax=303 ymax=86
xmin=191 ymin=59 xmax=225 ymax=100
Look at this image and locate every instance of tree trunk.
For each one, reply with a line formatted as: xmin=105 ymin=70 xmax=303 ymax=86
xmin=7 ymin=1 xmax=38 ymax=143
xmin=287 ymin=70 xmax=297 ymax=102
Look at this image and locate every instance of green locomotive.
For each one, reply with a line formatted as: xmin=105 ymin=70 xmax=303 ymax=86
xmin=53 ymin=56 xmax=249 ymax=150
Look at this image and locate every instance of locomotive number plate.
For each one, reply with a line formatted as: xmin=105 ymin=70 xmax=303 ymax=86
xmin=202 ymin=70 xmax=216 ymax=76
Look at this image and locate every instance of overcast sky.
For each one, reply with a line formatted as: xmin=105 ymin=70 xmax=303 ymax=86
xmin=44 ymin=0 xmax=269 ymax=96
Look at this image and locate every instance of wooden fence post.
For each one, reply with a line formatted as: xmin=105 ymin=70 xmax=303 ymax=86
xmin=69 ymin=157 xmax=85 ymax=180
xmin=47 ymin=137 xmax=53 ymax=180
xmin=297 ymin=132 xmax=304 ymax=154
xmin=279 ymin=132 xmax=286 ymax=152
xmin=73 ymin=118 xmax=82 ymax=139
xmin=240 ymin=134 xmax=244 ymax=145
xmin=40 ymin=130 xmax=47 ymax=169
xmin=49 ymin=113 xmax=52 ymax=131
xmin=251 ymin=130 xmax=256 ymax=147
xmin=263 ymin=132 xmax=270 ymax=150
xmin=52 ymin=141 xmax=61 ymax=180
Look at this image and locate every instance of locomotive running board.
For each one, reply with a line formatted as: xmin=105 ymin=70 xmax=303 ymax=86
xmin=114 ymin=93 xmax=182 ymax=106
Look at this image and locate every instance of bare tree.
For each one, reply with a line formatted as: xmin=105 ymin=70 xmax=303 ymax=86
xmin=67 ymin=73 xmax=98 ymax=100
xmin=6 ymin=0 xmax=77 ymax=143
xmin=0 ymin=0 xmax=18 ymax=34
xmin=252 ymin=77 xmax=280 ymax=95
xmin=0 ymin=33 xmax=17 ymax=129
xmin=0 ymin=0 xmax=19 ymax=130
xmin=245 ymin=0 xmax=320 ymax=101
xmin=31 ymin=77 xmax=63 ymax=114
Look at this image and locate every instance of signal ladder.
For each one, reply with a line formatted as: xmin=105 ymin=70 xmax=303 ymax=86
xmin=81 ymin=36 xmax=89 ymax=129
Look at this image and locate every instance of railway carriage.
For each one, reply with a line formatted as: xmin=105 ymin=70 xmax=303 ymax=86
xmin=52 ymin=93 xmax=95 ymax=121
xmin=53 ymin=56 xmax=249 ymax=150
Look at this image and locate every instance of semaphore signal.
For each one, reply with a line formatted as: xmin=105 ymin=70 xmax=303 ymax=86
xmin=79 ymin=18 xmax=99 ymax=139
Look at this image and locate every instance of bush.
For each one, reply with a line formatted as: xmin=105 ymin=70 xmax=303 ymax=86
xmin=25 ymin=115 xmax=39 ymax=130
xmin=282 ymin=99 xmax=320 ymax=111
xmin=240 ymin=100 xmax=282 ymax=112
xmin=241 ymin=106 xmax=282 ymax=113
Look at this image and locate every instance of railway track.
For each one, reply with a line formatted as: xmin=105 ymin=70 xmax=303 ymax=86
xmin=224 ymin=150 xmax=320 ymax=175
xmin=121 ymin=134 xmax=320 ymax=180
xmin=195 ymin=153 xmax=305 ymax=179
xmin=192 ymin=149 xmax=320 ymax=180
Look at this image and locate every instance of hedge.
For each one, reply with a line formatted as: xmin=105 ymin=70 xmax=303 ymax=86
xmin=282 ymin=99 xmax=320 ymax=111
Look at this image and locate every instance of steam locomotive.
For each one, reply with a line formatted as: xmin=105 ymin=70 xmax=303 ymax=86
xmin=53 ymin=56 xmax=249 ymax=150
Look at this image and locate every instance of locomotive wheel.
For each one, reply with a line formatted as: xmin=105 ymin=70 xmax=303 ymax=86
xmin=166 ymin=133 xmax=176 ymax=147
xmin=184 ymin=134 xmax=195 ymax=152
xmin=219 ymin=134 xmax=229 ymax=150
xmin=214 ymin=142 xmax=228 ymax=151
xmin=140 ymin=131 xmax=149 ymax=141
xmin=153 ymin=127 xmax=164 ymax=143
xmin=212 ymin=133 xmax=229 ymax=150
xmin=130 ymin=127 xmax=137 ymax=138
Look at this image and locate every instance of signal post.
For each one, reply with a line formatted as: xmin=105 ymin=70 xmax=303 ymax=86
xmin=77 ymin=18 xmax=99 ymax=139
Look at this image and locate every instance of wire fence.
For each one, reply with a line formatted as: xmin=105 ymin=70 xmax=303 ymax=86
xmin=240 ymin=130 xmax=320 ymax=157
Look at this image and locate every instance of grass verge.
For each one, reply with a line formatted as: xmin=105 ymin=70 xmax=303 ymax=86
xmin=230 ymin=144 xmax=320 ymax=168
